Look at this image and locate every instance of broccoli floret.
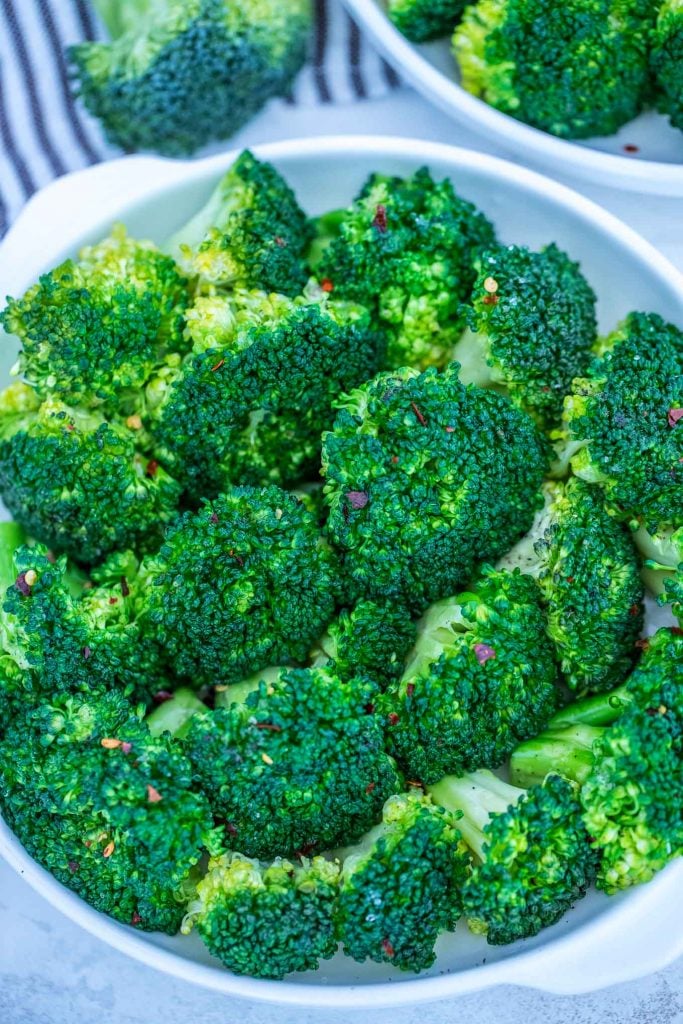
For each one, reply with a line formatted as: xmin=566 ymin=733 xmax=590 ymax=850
xmin=182 ymin=853 xmax=339 ymax=978
xmin=430 ymin=770 xmax=597 ymax=944
xmin=499 ymin=479 xmax=644 ymax=694
xmin=141 ymin=286 xmax=382 ymax=494
xmin=0 ymin=689 xmax=216 ymax=933
xmin=167 ymin=151 xmax=313 ymax=295
xmin=0 ymin=383 xmax=181 ymax=564
xmin=2 ymin=225 xmax=188 ymax=409
xmin=387 ymin=0 xmax=466 ymax=41
xmin=313 ymin=168 xmax=496 ymax=369
xmin=453 ymin=0 xmax=652 ymax=139
xmin=511 ymin=628 xmax=683 ymax=892
xmin=156 ymin=665 xmax=402 ymax=858
xmin=453 ymin=243 xmax=597 ymax=427
xmin=334 ymin=792 xmax=470 ymax=971
xmin=651 ymin=0 xmax=683 ymax=131
xmin=322 ymin=365 xmax=548 ymax=612
xmin=311 ymin=599 xmax=416 ymax=689
xmin=142 ymin=487 xmax=338 ymax=689
xmin=70 ymin=1 xmax=311 ymax=157
xmin=383 ymin=568 xmax=558 ymax=783
xmin=555 ymin=312 xmax=683 ymax=532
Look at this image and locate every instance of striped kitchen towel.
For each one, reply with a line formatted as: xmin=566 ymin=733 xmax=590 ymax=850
xmin=0 ymin=0 xmax=401 ymax=236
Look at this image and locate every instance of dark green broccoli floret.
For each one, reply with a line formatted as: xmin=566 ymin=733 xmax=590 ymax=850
xmin=2 ymin=225 xmax=188 ymax=409
xmin=430 ymin=770 xmax=597 ymax=944
xmin=383 ymin=568 xmax=558 ymax=783
xmin=555 ymin=312 xmax=683 ymax=533
xmin=453 ymin=0 xmax=652 ymax=139
xmin=182 ymin=853 xmax=339 ymax=978
xmin=387 ymin=0 xmax=466 ymax=41
xmin=0 ymin=383 xmax=181 ymax=564
xmin=511 ymin=628 xmax=683 ymax=892
xmin=651 ymin=0 xmax=683 ymax=131
xmin=311 ymin=599 xmax=416 ymax=689
xmin=70 ymin=2 xmax=311 ymax=157
xmin=141 ymin=287 xmax=382 ymax=494
xmin=313 ymin=168 xmax=496 ymax=369
xmin=322 ymin=365 xmax=548 ymax=612
xmin=167 ymin=151 xmax=314 ymax=295
xmin=142 ymin=487 xmax=339 ymax=689
xmin=0 ymin=689 xmax=216 ymax=933
xmin=334 ymin=792 xmax=470 ymax=971
xmin=453 ymin=243 xmax=597 ymax=427
xmin=154 ymin=666 xmax=402 ymax=858
xmin=500 ymin=479 xmax=644 ymax=694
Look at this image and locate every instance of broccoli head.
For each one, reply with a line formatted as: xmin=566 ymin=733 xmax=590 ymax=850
xmin=453 ymin=0 xmax=652 ymax=139
xmin=500 ymin=479 xmax=644 ymax=694
xmin=334 ymin=792 xmax=470 ymax=972
xmin=70 ymin=1 xmax=311 ymax=157
xmin=454 ymin=243 xmax=597 ymax=428
xmin=2 ymin=225 xmax=188 ymax=409
xmin=313 ymin=168 xmax=496 ymax=369
xmin=0 ymin=383 xmax=181 ymax=564
xmin=651 ymin=0 xmax=683 ymax=131
xmin=430 ymin=770 xmax=597 ymax=944
xmin=182 ymin=853 xmax=339 ymax=979
xmin=383 ymin=568 xmax=559 ymax=784
xmin=311 ymin=598 xmax=416 ymax=689
xmin=322 ymin=365 xmax=548 ymax=612
xmin=387 ymin=0 xmax=466 ymax=42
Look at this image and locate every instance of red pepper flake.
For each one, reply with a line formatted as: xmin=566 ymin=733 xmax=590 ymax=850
xmin=120 ymin=576 xmax=130 ymax=598
xmin=225 ymin=822 xmax=238 ymax=837
xmin=253 ymin=721 xmax=282 ymax=732
xmin=101 ymin=737 xmax=122 ymax=750
xmin=15 ymin=572 xmax=33 ymax=597
xmin=629 ymin=603 xmax=641 ymax=617
xmin=82 ymin=646 xmax=92 ymax=660
xmin=210 ymin=512 xmax=219 ymax=524
xmin=131 ymin=912 xmax=142 ymax=926
xmin=407 ymin=779 xmax=424 ymax=788
xmin=445 ymin=426 xmax=455 ymax=433
xmin=321 ymin=278 xmax=334 ymax=293
xmin=228 ymin=548 xmax=244 ymax=567
xmin=294 ymin=842 xmax=316 ymax=859
xmin=372 ymin=205 xmax=388 ymax=233
xmin=211 ymin=358 xmax=225 ymax=373
xmin=668 ymin=407 xmax=683 ymax=428
xmin=669 ymin=626 xmax=683 ymax=636
xmin=121 ymin=742 xmax=133 ymax=755
xmin=381 ymin=938 xmax=395 ymax=958
xmin=67 ymin=860 xmax=79 ymax=873
xmin=108 ymin=597 xmax=118 ymax=605
xmin=273 ymin=236 xmax=287 ymax=248
xmin=364 ymin=702 xmax=375 ymax=714
xmin=102 ymin=841 xmax=115 ymax=859
xmin=482 ymin=294 xmax=500 ymax=306
xmin=387 ymin=712 xmax=399 ymax=726
xmin=145 ymin=459 xmax=159 ymax=479
xmin=645 ymin=707 xmax=658 ymax=717
xmin=474 ymin=643 xmax=496 ymax=665
xmin=566 ymin=576 xmax=575 ymax=583
xmin=153 ymin=690 xmax=173 ymax=704
xmin=406 ymin=682 xmax=415 ymax=698
xmin=64 ymin=423 xmax=76 ymax=432
xmin=346 ymin=490 xmax=369 ymax=510
xmin=46 ymin=550 xmax=56 ymax=564
xmin=84 ymin=841 xmax=92 ymax=849
xmin=365 ymin=781 xmax=376 ymax=795
xmin=391 ymin=455 xmax=399 ymax=464
xmin=623 ymin=144 xmax=639 ymax=153
xmin=635 ymin=637 xmax=650 ymax=651
xmin=411 ymin=402 xmax=427 ymax=426
xmin=146 ymin=784 xmax=163 ymax=803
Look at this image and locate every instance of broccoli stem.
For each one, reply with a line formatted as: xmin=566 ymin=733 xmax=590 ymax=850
xmin=548 ymin=686 xmax=631 ymax=729
xmin=0 ymin=521 xmax=26 ymax=590
xmin=402 ymin=595 xmax=473 ymax=680
xmin=450 ymin=329 xmax=496 ymax=388
xmin=92 ymin=0 xmax=160 ymax=39
xmin=509 ymin=725 xmax=602 ymax=788
xmin=429 ymin=770 xmax=523 ymax=861
xmin=146 ymin=688 xmax=207 ymax=739
xmin=214 ymin=666 xmax=284 ymax=709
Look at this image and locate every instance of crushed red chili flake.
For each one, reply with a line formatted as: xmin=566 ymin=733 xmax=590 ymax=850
xmin=321 ymin=278 xmax=334 ymax=293
xmin=225 ymin=822 xmax=238 ymax=836
xmin=635 ymin=637 xmax=650 ymax=651
xmin=387 ymin=712 xmax=399 ymax=726
xmin=108 ymin=597 xmax=118 ymax=605
xmin=391 ymin=455 xmax=399 ymax=464
xmin=210 ymin=512 xmax=219 ymax=524
xmin=346 ymin=490 xmax=369 ymax=510
xmin=211 ymin=358 xmax=225 ymax=373
xmin=15 ymin=572 xmax=32 ymax=597
xmin=253 ymin=721 xmax=282 ymax=732
xmin=670 ymin=626 xmax=683 ymax=636
xmin=629 ymin=603 xmax=641 ymax=617
xmin=372 ymin=205 xmax=388 ymax=232
xmin=364 ymin=702 xmax=375 ymax=714
xmin=67 ymin=860 xmax=79 ymax=873
xmin=411 ymin=402 xmax=427 ymax=426
xmin=121 ymin=741 xmax=133 ymax=754
xmin=623 ymin=144 xmax=639 ymax=153
xmin=365 ymin=781 xmax=376 ymax=794
xmin=381 ymin=938 xmax=395 ymax=958
xmin=82 ymin=645 xmax=93 ymax=660
xmin=146 ymin=784 xmax=163 ymax=803
xmin=567 ymin=575 xmax=575 ymax=583
xmin=120 ymin=576 xmax=130 ymax=598
xmin=228 ymin=548 xmax=245 ymax=566
xmin=445 ymin=426 xmax=455 ymax=433
xmin=645 ymin=707 xmax=658 ymax=717
xmin=64 ymin=423 xmax=76 ymax=432
xmin=406 ymin=682 xmax=415 ymax=697
xmin=474 ymin=643 xmax=496 ymax=665
xmin=407 ymin=779 xmax=423 ymax=788
xmin=153 ymin=690 xmax=173 ymax=704
xmin=273 ymin=236 xmax=287 ymax=248
xmin=482 ymin=294 xmax=500 ymax=306
xmin=668 ymin=407 xmax=683 ymax=427
xmin=46 ymin=550 xmax=56 ymax=564
xmin=103 ymin=841 xmax=115 ymax=859
xmin=145 ymin=459 xmax=159 ymax=478
xmin=101 ymin=737 xmax=122 ymax=750
xmin=131 ymin=912 xmax=142 ymax=926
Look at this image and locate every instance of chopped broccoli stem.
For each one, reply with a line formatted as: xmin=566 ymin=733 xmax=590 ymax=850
xmin=146 ymin=688 xmax=207 ymax=739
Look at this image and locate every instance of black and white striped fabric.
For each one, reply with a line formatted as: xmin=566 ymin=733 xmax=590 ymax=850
xmin=0 ymin=0 xmax=401 ymax=237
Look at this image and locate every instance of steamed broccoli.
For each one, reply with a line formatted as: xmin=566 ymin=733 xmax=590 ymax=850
xmin=311 ymin=599 xmax=416 ymax=689
xmin=429 ymin=770 xmax=597 ymax=944
xmin=182 ymin=853 xmax=339 ymax=978
xmin=142 ymin=487 xmax=339 ymax=689
xmin=168 ymin=151 xmax=313 ymax=295
xmin=322 ymin=365 xmax=548 ymax=611
xmin=387 ymin=0 xmax=466 ymax=41
xmin=0 ymin=689 xmax=216 ymax=933
xmin=2 ymin=225 xmax=188 ymax=409
xmin=383 ymin=568 xmax=559 ymax=783
xmin=453 ymin=243 xmax=597 ymax=427
xmin=511 ymin=628 xmax=683 ymax=892
xmin=0 ymin=383 xmax=181 ymax=564
xmin=151 ymin=666 xmax=402 ymax=858
xmin=651 ymin=0 xmax=683 ymax=131
xmin=453 ymin=0 xmax=653 ymax=139
xmin=313 ymin=168 xmax=496 ymax=369
xmin=499 ymin=479 xmax=644 ymax=694
xmin=70 ymin=1 xmax=311 ymax=157
xmin=334 ymin=792 xmax=470 ymax=971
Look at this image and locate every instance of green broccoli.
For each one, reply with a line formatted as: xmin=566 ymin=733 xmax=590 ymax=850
xmin=387 ymin=0 xmax=467 ymax=42
xmin=322 ymin=365 xmax=548 ymax=612
xmin=2 ymin=225 xmax=188 ymax=409
xmin=312 ymin=168 xmax=496 ymax=369
xmin=429 ymin=769 xmax=597 ymax=944
xmin=0 ymin=689 xmax=216 ymax=933
xmin=182 ymin=853 xmax=339 ymax=978
xmin=651 ymin=0 xmax=683 ymax=131
xmin=511 ymin=628 xmax=683 ymax=892
xmin=453 ymin=0 xmax=653 ymax=139
xmin=70 ymin=1 xmax=311 ymax=157
xmin=499 ymin=479 xmax=644 ymax=694
xmin=152 ymin=666 xmax=402 ymax=858
xmin=383 ymin=568 xmax=559 ymax=784
xmin=334 ymin=792 xmax=470 ymax=971
xmin=141 ymin=487 xmax=338 ymax=689
xmin=167 ymin=152 xmax=314 ymax=295
xmin=310 ymin=599 xmax=416 ymax=689
xmin=453 ymin=243 xmax=597 ymax=427
xmin=0 ymin=383 xmax=181 ymax=565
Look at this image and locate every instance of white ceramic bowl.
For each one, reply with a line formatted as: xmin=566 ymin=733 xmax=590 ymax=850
xmin=1 ymin=136 xmax=682 ymax=1006
xmin=342 ymin=0 xmax=683 ymax=195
